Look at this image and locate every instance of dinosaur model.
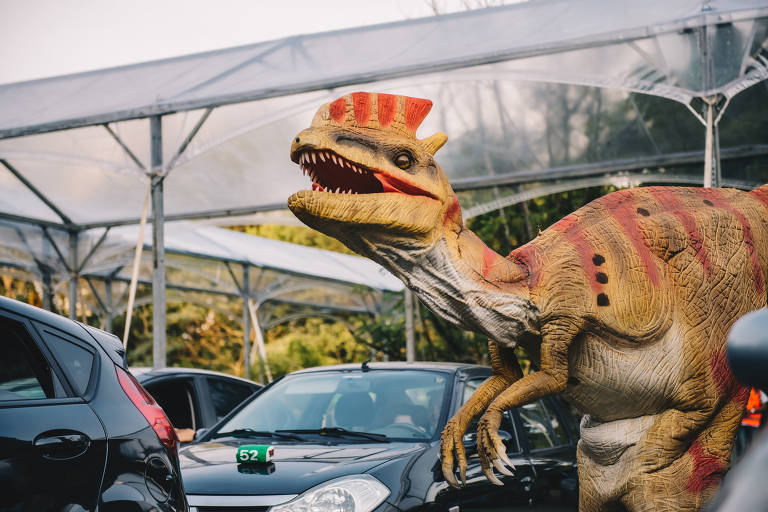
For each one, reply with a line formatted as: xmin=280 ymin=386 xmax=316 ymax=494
xmin=287 ymin=92 xmax=767 ymax=511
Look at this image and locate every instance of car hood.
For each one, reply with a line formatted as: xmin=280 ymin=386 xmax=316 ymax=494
xmin=180 ymin=439 xmax=426 ymax=495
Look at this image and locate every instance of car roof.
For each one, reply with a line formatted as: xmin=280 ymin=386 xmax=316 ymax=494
xmin=131 ymin=366 xmax=262 ymax=386
xmin=289 ymin=361 xmax=490 ymax=375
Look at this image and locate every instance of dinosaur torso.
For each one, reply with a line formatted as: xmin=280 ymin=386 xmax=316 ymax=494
xmin=287 ymin=92 xmax=766 ymax=511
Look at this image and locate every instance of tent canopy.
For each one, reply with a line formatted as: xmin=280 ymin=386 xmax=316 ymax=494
xmin=1 ymin=0 xmax=767 ymax=369
xmin=0 ymin=0 xmax=766 ymax=229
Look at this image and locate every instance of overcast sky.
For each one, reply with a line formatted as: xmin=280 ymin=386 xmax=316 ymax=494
xmin=0 ymin=0 xmax=483 ymax=85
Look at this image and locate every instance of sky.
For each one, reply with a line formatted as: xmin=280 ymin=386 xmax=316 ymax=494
xmin=0 ymin=0 xmax=476 ymax=85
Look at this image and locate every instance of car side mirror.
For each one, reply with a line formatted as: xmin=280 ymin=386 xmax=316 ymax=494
xmin=193 ymin=428 xmax=209 ymax=441
xmin=727 ymin=308 xmax=768 ymax=391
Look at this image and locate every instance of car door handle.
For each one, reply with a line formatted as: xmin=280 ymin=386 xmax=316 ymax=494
xmin=34 ymin=431 xmax=91 ymax=460
xmin=520 ymin=475 xmax=534 ymax=493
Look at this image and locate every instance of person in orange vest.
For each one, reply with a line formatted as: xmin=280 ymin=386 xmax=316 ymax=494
xmin=742 ymin=387 xmax=767 ymax=429
xmin=734 ymin=387 xmax=768 ymax=460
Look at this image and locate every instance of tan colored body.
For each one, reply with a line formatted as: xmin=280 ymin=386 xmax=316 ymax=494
xmin=287 ymin=92 xmax=766 ymax=511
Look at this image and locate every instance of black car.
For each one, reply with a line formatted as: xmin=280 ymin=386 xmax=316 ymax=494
xmin=132 ymin=367 xmax=261 ymax=441
xmin=181 ymin=361 xmax=579 ymax=512
xmin=0 ymin=296 xmax=188 ymax=512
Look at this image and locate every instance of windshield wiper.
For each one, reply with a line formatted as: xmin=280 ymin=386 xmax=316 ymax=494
xmin=210 ymin=428 xmax=304 ymax=441
xmin=277 ymin=427 xmax=389 ymax=442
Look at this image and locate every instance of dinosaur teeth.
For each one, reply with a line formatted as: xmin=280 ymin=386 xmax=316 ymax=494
xmin=331 ymin=155 xmax=338 ymax=165
xmin=318 ymin=152 xmax=326 ymax=162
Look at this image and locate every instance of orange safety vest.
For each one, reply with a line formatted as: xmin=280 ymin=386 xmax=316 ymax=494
xmin=742 ymin=388 xmax=763 ymax=427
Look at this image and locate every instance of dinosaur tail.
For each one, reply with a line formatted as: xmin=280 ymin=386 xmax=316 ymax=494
xmin=749 ymin=183 xmax=768 ymax=204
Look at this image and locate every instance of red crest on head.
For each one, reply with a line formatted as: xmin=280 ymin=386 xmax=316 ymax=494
xmin=312 ymin=92 xmax=434 ymax=138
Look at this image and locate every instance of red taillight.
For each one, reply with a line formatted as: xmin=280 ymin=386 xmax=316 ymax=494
xmin=115 ymin=365 xmax=178 ymax=452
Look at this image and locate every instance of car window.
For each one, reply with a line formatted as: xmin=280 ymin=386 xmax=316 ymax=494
xmin=519 ymin=399 xmax=566 ymax=450
xmin=462 ymin=376 xmax=521 ymax=453
xmin=207 ymin=378 xmax=256 ymax=421
xmin=0 ymin=316 xmax=66 ymax=401
xmin=42 ymin=331 xmax=95 ymax=395
xmin=220 ymin=370 xmax=449 ymax=440
xmin=144 ymin=378 xmax=196 ymax=430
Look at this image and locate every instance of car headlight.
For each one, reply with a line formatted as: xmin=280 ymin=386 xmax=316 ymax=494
xmin=270 ymin=474 xmax=390 ymax=512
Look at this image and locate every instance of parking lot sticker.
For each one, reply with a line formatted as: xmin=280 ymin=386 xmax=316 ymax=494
xmin=236 ymin=445 xmax=274 ymax=463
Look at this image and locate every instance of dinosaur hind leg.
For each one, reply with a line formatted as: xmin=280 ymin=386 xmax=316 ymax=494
xmin=622 ymin=396 xmax=746 ymax=512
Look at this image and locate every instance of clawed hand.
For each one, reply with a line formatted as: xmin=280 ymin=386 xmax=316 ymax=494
xmin=440 ymin=409 xmax=515 ymax=488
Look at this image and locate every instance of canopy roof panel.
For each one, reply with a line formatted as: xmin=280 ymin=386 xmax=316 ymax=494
xmin=1 ymin=0 xmax=766 ymax=138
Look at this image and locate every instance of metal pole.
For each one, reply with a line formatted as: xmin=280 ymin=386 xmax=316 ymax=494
xmin=150 ymin=115 xmax=166 ymax=369
xmin=242 ymin=264 xmax=251 ymax=379
xmin=714 ymin=123 xmax=722 ymax=188
xmin=405 ymin=288 xmax=415 ymax=362
xmin=703 ymin=101 xmax=714 ymax=188
xmin=105 ymin=279 xmax=113 ymax=333
xmin=41 ymin=268 xmax=53 ymax=311
xmin=68 ymin=231 xmax=78 ymax=319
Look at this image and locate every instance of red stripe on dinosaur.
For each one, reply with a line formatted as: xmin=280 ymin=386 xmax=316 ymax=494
xmin=550 ymin=214 xmax=603 ymax=293
xmin=351 ymin=92 xmax=371 ymax=126
xmin=481 ymin=245 xmax=503 ymax=279
xmin=443 ymin=194 xmax=462 ymax=227
xmin=404 ymin=97 xmax=432 ymax=132
xmin=377 ymin=93 xmax=397 ymax=128
xmin=698 ymin=188 xmax=765 ymax=295
xmin=686 ymin=439 xmax=726 ymax=493
xmin=648 ymin=188 xmax=712 ymax=277
xmin=598 ymin=190 xmax=661 ymax=287
xmin=508 ymin=243 xmax=542 ymax=289
xmin=749 ymin=186 xmax=768 ymax=209
xmin=329 ymin=97 xmax=347 ymax=123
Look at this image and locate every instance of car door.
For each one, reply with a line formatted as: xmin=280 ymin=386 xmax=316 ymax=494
xmin=514 ymin=397 xmax=579 ymax=510
xmin=435 ymin=371 xmax=536 ymax=511
xmin=203 ymin=376 xmax=258 ymax=424
xmin=142 ymin=375 xmax=202 ymax=432
xmin=0 ymin=311 xmax=107 ymax=512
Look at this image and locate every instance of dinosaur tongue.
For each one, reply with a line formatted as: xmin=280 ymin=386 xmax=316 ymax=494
xmin=373 ymin=173 xmax=435 ymax=198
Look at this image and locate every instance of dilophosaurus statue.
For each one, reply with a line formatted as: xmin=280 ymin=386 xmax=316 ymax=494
xmin=287 ymin=92 xmax=768 ymax=511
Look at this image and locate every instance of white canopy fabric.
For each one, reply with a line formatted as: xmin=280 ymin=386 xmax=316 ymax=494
xmin=0 ymin=0 xmax=766 ymax=229
xmin=1 ymin=0 xmax=767 ymax=369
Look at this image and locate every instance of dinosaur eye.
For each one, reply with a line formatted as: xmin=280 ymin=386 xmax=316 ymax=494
xmin=394 ymin=153 xmax=412 ymax=169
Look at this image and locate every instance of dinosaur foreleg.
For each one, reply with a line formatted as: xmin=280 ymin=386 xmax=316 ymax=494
xmin=475 ymin=320 xmax=576 ymax=485
xmin=440 ymin=340 xmax=523 ymax=487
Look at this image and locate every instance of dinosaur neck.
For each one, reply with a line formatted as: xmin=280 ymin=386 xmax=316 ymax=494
xmin=357 ymin=225 xmax=538 ymax=346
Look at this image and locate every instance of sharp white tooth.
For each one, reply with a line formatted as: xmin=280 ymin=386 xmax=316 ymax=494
xmin=336 ymin=187 xmax=340 ymax=193
xmin=324 ymin=152 xmax=331 ymax=160
xmin=331 ymin=155 xmax=338 ymax=165
xmin=346 ymin=161 xmax=352 ymax=168
xmin=319 ymin=152 xmax=326 ymax=162
xmin=310 ymin=152 xmax=316 ymax=164
xmin=301 ymin=153 xmax=308 ymax=164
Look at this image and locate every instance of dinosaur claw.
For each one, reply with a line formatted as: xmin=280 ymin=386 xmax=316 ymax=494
xmin=499 ymin=451 xmax=516 ymax=471
xmin=460 ymin=466 xmax=467 ymax=486
xmin=492 ymin=458 xmax=514 ymax=476
xmin=483 ymin=466 xmax=505 ymax=486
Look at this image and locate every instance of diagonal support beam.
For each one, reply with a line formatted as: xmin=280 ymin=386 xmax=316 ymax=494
xmin=164 ymin=107 xmax=213 ymax=173
xmin=103 ymin=124 xmax=147 ymax=170
xmin=1 ymin=159 xmax=73 ymax=226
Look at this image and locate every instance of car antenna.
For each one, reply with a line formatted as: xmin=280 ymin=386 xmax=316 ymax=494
xmin=362 ymin=359 xmax=371 ymax=372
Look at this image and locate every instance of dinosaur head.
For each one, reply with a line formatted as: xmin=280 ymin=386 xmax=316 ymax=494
xmin=288 ymin=92 xmax=461 ymax=253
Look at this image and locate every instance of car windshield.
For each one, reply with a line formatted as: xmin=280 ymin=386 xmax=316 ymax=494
xmin=217 ymin=369 xmax=450 ymax=441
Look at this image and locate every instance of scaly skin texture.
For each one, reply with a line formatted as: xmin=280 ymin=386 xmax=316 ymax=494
xmin=287 ymin=92 xmax=767 ymax=511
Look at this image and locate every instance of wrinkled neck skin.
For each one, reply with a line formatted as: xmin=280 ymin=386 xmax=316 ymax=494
xmin=345 ymin=219 xmax=540 ymax=349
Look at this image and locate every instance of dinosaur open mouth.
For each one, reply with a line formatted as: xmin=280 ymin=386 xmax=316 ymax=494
xmin=297 ymin=149 xmax=436 ymax=199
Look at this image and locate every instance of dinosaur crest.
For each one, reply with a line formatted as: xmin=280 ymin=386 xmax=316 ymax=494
xmin=312 ymin=92 xmax=447 ymax=154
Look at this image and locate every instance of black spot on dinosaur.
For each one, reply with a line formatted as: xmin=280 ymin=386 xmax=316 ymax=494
xmin=637 ymin=208 xmax=650 ymax=216
xmin=592 ymin=254 xmax=605 ymax=266
xmin=597 ymin=293 xmax=610 ymax=306
xmin=703 ymin=199 xmax=714 ymax=206
xmin=596 ymin=272 xmax=609 ymax=284
xmin=568 ymin=376 xmax=580 ymax=386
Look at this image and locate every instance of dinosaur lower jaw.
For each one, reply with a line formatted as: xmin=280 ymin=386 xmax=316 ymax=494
xmin=288 ymin=190 xmax=442 ymax=239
